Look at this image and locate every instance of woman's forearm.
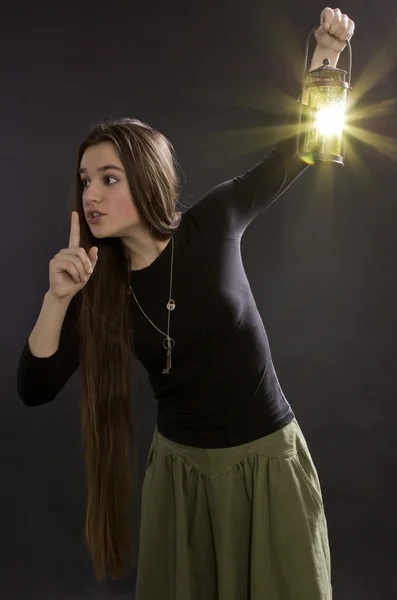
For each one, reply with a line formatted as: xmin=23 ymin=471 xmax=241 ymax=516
xmin=309 ymin=46 xmax=340 ymax=71
xmin=28 ymin=291 xmax=73 ymax=358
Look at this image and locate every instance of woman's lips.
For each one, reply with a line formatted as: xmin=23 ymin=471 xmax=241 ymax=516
xmin=87 ymin=212 xmax=106 ymax=224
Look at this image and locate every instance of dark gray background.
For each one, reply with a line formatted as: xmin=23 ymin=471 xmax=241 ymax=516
xmin=2 ymin=0 xmax=397 ymax=598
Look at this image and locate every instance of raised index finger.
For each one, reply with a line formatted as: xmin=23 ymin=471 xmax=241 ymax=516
xmin=68 ymin=211 xmax=80 ymax=248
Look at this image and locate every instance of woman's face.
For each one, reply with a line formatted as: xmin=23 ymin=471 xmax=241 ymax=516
xmin=79 ymin=142 xmax=142 ymax=238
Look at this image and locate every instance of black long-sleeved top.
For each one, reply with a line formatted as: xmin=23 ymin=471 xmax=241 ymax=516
xmin=17 ymin=141 xmax=308 ymax=448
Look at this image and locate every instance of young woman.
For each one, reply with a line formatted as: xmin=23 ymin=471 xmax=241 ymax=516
xmin=17 ymin=8 xmax=354 ymax=600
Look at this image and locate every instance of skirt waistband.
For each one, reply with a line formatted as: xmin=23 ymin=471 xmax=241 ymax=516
xmin=148 ymin=419 xmax=308 ymax=478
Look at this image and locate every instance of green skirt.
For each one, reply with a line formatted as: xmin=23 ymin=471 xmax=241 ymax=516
xmin=135 ymin=419 xmax=331 ymax=600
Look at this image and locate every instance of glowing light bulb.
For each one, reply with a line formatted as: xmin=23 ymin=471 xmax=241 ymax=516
xmin=315 ymin=106 xmax=345 ymax=136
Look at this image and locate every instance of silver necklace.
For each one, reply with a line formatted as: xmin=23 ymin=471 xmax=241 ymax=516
xmin=127 ymin=237 xmax=175 ymax=374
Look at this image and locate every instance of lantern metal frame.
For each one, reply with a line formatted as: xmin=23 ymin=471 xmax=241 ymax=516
xmin=297 ymin=27 xmax=352 ymax=167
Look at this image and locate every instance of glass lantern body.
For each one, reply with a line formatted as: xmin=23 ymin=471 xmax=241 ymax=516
xmin=298 ymin=65 xmax=349 ymax=166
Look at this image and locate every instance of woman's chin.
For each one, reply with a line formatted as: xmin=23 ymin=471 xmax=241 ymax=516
xmin=89 ymin=224 xmax=120 ymax=239
xmin=92 ymin=230 xmax=119 ymax=239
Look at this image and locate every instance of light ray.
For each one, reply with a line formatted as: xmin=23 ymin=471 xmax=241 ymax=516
xmin=346 ymin=124 xmax=397 ymax=161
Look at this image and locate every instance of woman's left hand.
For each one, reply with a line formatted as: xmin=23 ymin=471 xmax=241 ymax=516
xmin=314 ymin=7 xmax=355 ymax=53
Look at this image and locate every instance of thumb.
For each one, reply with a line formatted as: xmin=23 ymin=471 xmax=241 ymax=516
xmin=316 ymin=22 xmax=330 ymax=39
xmin=88 ymin=246 xmax=99 ymax=267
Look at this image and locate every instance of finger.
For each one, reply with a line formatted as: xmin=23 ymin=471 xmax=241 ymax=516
xmin=53 ymin=259 xmax=82 ymax=284
xmin=339 ymin=19 xmax=355 ymax=41
xmin=62 ymin=257 xmax=88 ymax=283
xmin=320 ymin=7 xmax=334 ymax=27
xmin=55 ymin=255 xmax=87 ymax=283
xmin=68 ymin=211 xmax=80 ymax=249
xmin=334 ymin=13 xmax=348 ymax=39
xmin=59 ymin=248 xmax=93 ymax=275
xmin=329 ymin=8 xmax=342 ymax=35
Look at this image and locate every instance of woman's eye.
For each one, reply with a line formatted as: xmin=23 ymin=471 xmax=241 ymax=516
xmin=80 ymin=176 xmax=117 ymax=188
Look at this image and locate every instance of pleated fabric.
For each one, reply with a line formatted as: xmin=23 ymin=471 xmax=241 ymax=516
xmin=135 ymin=419 xmax=331 ymax=600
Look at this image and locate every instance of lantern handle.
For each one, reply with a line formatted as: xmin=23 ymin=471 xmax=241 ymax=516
xmin=302 ymin=26 xmax=352 ymax=88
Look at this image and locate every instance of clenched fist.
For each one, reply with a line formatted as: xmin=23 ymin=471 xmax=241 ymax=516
xmin=315 ymin=7 xmax=355 ymax=53
xmin=48 ymin=211 xmax=98 ymax=300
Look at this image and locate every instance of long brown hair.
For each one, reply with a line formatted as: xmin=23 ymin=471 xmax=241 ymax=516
xmin=73 ymin=118 xmax=180 ymax=579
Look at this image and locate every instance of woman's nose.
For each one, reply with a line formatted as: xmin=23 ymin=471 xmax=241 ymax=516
xmin=83 ymin=185 xmax=102 ymax=202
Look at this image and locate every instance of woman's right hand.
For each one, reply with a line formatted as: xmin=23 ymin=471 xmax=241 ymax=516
xmin=48 ymin=211 xmax=98 ymax=301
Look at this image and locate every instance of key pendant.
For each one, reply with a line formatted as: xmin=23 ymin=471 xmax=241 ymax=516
xmin=162 ymin=348 xmax=172 ymax=374
xmin=162 ymin=338 xmax=174 ymax=374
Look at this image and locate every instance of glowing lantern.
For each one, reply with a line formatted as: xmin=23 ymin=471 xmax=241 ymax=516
xmin=297 ymin=30 xmax=352 ymax=166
